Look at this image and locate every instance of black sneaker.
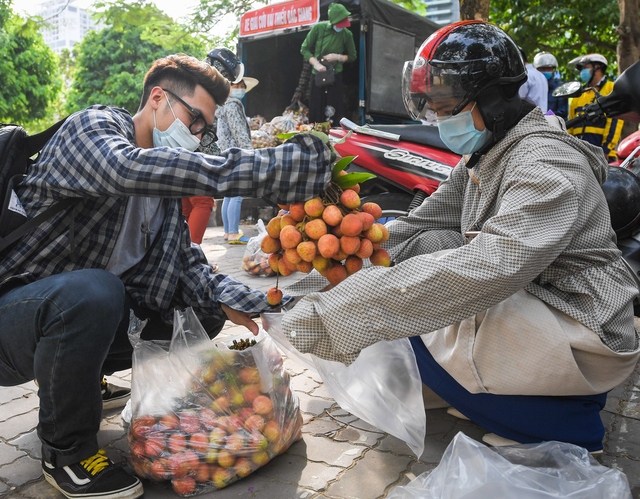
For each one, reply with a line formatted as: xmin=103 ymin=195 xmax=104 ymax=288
xmin=101 ymin=378 xmax=130 ymax=410
xmin=42 ymin=450 xmax=143 ymax=499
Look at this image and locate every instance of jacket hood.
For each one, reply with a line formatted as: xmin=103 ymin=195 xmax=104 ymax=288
xmin=328 ymin=3 xmax=350 ymax=24
xmin=492 ymin=107 xmax=609 ymax=185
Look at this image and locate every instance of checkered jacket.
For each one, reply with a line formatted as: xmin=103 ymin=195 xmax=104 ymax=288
xmin=282 ymin=108 xmax=640 ymax=364
xmin=0 ymin=106 xmax=331 ymax=318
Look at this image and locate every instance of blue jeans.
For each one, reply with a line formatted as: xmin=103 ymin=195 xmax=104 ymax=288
xmin=0 ymin=270 xmax=125 ymax=467
xmin=409 ymin=336 xmax=607 ymax=451
xmin=222 ymin=196 xmax=243 ymax=234
xmin=0 ymin=269 xmax=226 ymax=467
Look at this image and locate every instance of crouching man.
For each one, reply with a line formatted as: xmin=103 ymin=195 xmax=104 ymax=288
xmin=0 ymin=54 xmax=331 ymax=498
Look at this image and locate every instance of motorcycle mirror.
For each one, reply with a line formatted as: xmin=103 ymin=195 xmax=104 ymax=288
xmin=552 ymin=81 xmax=583 ymax=98
xmin=598 ymin=60 xmax=640 ymax=123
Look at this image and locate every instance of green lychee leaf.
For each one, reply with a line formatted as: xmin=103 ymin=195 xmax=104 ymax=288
xmin=310 ymin=131 xmax=330 ymax=143
xmin=331 ymin=155 xmax=357 ymax=179
xmin=334 ymin=172 xmax=377 ymax=189
xmin=278 ymin=132 xmax=299 ymax=140
xmin=333 ymin=130 xmax=352 ymax=145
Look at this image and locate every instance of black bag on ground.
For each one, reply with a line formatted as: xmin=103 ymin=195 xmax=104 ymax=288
xmin=315 ymin=58 xmax=335 ymax=87
xmin=0 ymin=118 xmax=72 ymax=254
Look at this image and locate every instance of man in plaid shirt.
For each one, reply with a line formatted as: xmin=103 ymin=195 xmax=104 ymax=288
xmin=0 ymin=54 xmax=331 ymax=498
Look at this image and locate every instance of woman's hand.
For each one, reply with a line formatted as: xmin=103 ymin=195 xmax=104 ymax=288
xmin=313 ymin=62 xmax=327 ymax=72
xmin=323 ymin=53 xmax=346 ymax=62
xmin=220 ymin=303 xmax=259 ymax=335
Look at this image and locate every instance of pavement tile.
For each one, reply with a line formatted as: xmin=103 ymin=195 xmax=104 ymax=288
xmin=296 ymin=393 xmax=336 ymax=416
xmin=97 ymin=418 xmax=126 ymax=448
xmin=604 ymin=413 xmax=640 ymax=457
xmin=324 ymin=411 xmax=358 ymax=425
xmin=290 ymin=375 xmax=320 ymax=394
xmin=256 ymin=453 xmax=341 ymax=490
xmin=310 ymin=385 xmax=333 ymax=400
xmin=0 ymin=442 xmax=26 ymax=466
xmin=0 ymin=482 xmax=9 ymax=495
xmin=0 ymin=455 xmax=42 ymax=487
xmin=287 ymin=434 xmax=365 ymax=467
xmin=0 ymin=409 xmax=39 ymax=440
xmin=14 ymin=477 xmax=64 ymax=498
xmin=385 ymin=460 xmax=435 ymax=490
xmin=302 ymin=418 xmax=342 ymax=436
xmin=283 ymin=359 xmax=306 ymax=376
xmin=254 ymin=479 xmax=319 ymax=499
xmin=304 ymin=371 xmax=324 ymax=384
xmin=0 ymin=386 xmax=32 ymax=405
xmin=8 ymin=430 xmax=41 ymax=460
xmin=333 ymin=427 xmax=384 ymax=447
xmin=599 ymin=454 xmax=640 ymax=493
xmin=0 ymin=393 xmax=39 ymax=422
xmin=325 ymin=449 xmax=412 ymax=499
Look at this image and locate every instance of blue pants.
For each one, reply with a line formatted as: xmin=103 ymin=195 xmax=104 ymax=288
xmin=409 ymin=336 xmax=607 ymax=451
xmin=222 ymin=196 xmax=243 ymax=234
xmin=0 ymin=269 xmax=226 ymax=467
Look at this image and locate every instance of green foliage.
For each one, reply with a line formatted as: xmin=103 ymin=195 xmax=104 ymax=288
xmin=67 ymin=0 xmax=208 ymax=115
xmin=0 ymin=1 xmax=61 ymax=125
xmin=490 ymin=0 xmax=619 ymax=77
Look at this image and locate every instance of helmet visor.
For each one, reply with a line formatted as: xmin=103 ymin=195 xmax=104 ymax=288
xmin=402 ymin=59 xmax=476 ymax=121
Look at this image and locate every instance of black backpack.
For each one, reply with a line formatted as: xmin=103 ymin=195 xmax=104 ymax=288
xmin=0 ymin=118 xmax=74 ymax=254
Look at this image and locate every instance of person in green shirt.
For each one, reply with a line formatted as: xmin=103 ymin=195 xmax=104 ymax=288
xmin=300 ymin=3 xmax=357 ymax=125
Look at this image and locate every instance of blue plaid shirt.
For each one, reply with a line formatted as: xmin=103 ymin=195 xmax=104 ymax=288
xmin=0 ymin=106 xmax=332 ymax=319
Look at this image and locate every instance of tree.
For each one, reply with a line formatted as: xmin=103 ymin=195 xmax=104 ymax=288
xmin=0 ymin=0 xmax=61 ymax=125
xmin=460 ymin=0 xmax=490 ymax=21
xmin=67 ymin=0 xmax=207 ymax=115
xmin=489 ymin=0 xmax=620 ymax=76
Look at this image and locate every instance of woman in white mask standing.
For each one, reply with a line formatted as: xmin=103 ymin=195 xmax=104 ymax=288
xmin=192 ymin=48 xmax=259 ymax=245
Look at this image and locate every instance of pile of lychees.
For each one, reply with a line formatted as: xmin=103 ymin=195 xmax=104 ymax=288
xmin=262 ymin=133 xmax=390 ymax=305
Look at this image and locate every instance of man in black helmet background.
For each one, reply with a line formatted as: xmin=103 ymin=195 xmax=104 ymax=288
xmin=278 ymin=21 xmax=640 ymax=454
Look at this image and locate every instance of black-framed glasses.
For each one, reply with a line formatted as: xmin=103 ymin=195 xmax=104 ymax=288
xmin=162 ymin=88 xmax=217 ymax=143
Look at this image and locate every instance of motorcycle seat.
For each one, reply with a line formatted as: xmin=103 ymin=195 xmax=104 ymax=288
xmin=368 ymin=124 xmax=449 ymax=151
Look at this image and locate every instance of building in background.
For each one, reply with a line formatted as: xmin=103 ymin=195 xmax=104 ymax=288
xmin=36 ymin=0 xmax=101 ymax=53
xmin=423 ymin=0 xmax=460 ymax=25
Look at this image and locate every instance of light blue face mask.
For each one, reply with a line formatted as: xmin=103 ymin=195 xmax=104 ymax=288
xmin=333 ymin=26 xmax=343 ymax=32
xmin=152 ymin=91 xmax=201 ymax=152
xmin=541 ymin=71 xmax=553 ymax=80
xmin=437 ymin=103 xmax=493 ymax=155
xmin=580 ymin=68 xmax=593 ymax=84
xmin=230 ymin=89 xmax=246 ymax=100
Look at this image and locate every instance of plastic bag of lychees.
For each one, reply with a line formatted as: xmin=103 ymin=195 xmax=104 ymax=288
xmin=241 ymin=220 xmax=276 ymax=278
xmin=127 ymin=308 xmax=303 ymax=496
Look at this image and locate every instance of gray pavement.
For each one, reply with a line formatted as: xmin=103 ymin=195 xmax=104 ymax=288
xmin=1 ymin=223 xmax=640 ymax=498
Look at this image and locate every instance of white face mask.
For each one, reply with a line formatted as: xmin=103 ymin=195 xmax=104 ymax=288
xmin=230 ymin=89 xmax=246 ymax=100
xmin=333 ymin=26 xmax=343 ymax=32
xmin=152 ymin=91 xmax=201 ymax=152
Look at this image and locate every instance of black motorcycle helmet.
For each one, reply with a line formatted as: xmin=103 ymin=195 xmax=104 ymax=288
xmin=205 ymin=48 xmax=244 ymax=84
xmin=601 ymin=166 xmax=640 ymax=238
xmin=402 ymin=21 xmax=528 ymax=141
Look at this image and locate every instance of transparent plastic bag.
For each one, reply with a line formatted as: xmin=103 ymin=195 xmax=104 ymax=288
xmin=261 ymin=312 xmax=426 ymax=457
xmin=247 ymin=115 xmax=265 ymax=131
xmin=269 ymin=114 xmax=297 ymax=135
xmin=387 ymin=432 xmax=632 ymax=499
xmin=128 ymin=309 xmax=302 ymax=496
xmin=242 ymin=220 xmax=276 ymax=278
xmin=251 ymin=130 xmax=277 ymax=149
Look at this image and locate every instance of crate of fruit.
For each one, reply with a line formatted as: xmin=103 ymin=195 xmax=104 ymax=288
xmin=127 ymin=309 xmax=302 ymax=496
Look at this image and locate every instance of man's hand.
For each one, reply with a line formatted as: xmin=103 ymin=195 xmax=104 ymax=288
xmin=221 ymin=303 xmax=259 ymax=336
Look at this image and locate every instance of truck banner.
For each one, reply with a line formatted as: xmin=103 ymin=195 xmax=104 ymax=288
xmin=239 ymin=0 xmax=320 ymax=37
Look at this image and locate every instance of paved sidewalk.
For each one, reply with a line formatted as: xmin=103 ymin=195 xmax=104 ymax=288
xmin=1 ymin=224 xmax=639 ymax=498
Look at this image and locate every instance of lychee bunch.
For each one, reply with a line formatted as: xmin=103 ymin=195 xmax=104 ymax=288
xmin=263 ymin=133 xmax=390 ymax=303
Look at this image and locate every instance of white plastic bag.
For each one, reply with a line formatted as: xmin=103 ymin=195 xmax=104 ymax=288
xmin=387 ymin=432 xmax=632 ymax=499
xmin=241 ymin=220 xmax=276 ymax=277
xmin=261 ymin=312 xmax=426 ymax=457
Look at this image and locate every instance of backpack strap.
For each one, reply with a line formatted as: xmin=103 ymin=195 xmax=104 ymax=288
xmin=0 ymin=197 xmax=76 ymax=254
xmin=23 ymin=117 xmax=68 ymax=157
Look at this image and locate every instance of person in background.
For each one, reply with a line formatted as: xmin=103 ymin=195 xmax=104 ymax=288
xmin=567 ymin=53 xmax=623 ymax=162
xmin=518 ymin=47 xmax=548 ymax=112
xmin=202 ymin=48 xmax=259 ymax=245
xmin=533 ymin=51 xmax=568 ymax=120
xmin=300 ymin=2 xmax=357 ymax=125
